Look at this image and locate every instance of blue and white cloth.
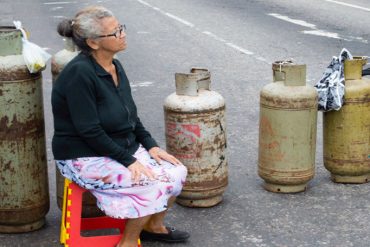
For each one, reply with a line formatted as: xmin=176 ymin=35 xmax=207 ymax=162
xmin=315 ymin=48 xmax=353 ymax=111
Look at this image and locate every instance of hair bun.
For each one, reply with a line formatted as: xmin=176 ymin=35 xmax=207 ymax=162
xmin=57 ymin=19 xmax=74 ymax=38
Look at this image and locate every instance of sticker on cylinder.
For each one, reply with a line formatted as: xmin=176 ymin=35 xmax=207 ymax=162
xmin=166 ymin=122 xmax=200 ymax=159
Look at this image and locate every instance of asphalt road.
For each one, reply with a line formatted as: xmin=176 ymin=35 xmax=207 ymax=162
xmin=1 ymin=0 xmax=370 ymax=246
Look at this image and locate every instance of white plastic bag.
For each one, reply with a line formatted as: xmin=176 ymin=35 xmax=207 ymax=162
xmin=13 ymin=20 xmax=51 ymax=73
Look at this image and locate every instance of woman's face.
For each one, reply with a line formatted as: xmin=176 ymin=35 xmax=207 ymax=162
xmin=96 ymin=16 xmax=127 ymax=53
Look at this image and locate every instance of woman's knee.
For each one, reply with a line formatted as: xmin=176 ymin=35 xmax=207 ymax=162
xmin=175 ymin=164 xmax=188 ymax=179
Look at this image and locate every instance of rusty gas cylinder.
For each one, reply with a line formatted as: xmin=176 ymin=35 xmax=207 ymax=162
xmin=164 ymin=68 xmax=228 ymax=207
xmin=323 ymin=56 xmax=370 ymax=183
xmin=52 ymin=38 xmax=103 ymax=217
xmin=258 ymin=61 xmax=318 ymax=193
xmin=0 ymin=26 xmax=49 ymax=232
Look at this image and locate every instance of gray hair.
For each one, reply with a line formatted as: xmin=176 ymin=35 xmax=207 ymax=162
xmin=57 ymin=6 xmax=115 ymax=54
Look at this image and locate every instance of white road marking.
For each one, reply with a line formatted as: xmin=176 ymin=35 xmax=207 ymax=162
xmin=302 ymin=30 xmax=340 ymax=39
xmin=136 ymin=0 xmax=152 ymax=7
xmin=269 ymin=12 xmax=367 ymax=43
xmin=325 ymin=0 xmax=370 ymax=12
xmin=268 ymin=13 xmax=316 ymax=29
xmin=51 ymin=6 xmax=63 ymax=10
xmin=135 ymin=0 xmax=268 ymax=63
xmin=131 ymin=81 xmax=155 ymax=87
xmin=165 ymin=13 xmax=194 ymax=27
xmin=202 ymin=31 xmax=226 ymax=42
xmin=43 ymin=1 xmax=74 ymax=4
xmin=226 ymin=43 xmax=254 ymax=55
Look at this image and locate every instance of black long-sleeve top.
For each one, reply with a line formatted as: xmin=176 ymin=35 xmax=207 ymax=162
xmin=51 ymin=53 xmax=158 ymax=167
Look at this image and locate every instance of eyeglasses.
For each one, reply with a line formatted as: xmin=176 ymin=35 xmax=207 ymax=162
xmin=97 ymin=24 xmax=126 ymax=38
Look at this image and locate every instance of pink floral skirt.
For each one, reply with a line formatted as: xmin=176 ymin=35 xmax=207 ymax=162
xmin=56 ymin=145 xmax=187 ymax=219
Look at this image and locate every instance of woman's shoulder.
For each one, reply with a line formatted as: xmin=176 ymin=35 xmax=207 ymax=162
xmin=64 ymin=53 xmax=95 ymax=72
xmin=55 ymin=53 xmax=96 ymax=89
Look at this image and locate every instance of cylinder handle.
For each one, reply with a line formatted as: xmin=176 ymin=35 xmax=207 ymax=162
xmin=272 ymin=60 xmax=306 ymax=86
xmin=190 ymin=67 xmax=211 ymax=90
xmin=344 ymin=56 xmax=368 ymax=80
xmin=64 ymin=38 xmax=77 ymax=52
xmin=175 ymin=73 xmax=199 ymax=96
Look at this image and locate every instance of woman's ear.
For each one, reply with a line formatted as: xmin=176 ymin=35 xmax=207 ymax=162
xmin=86 ymin=38 xmax=100 ymax=51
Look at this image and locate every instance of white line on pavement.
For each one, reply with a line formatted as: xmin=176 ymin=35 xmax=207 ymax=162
xmin=268 ymin=12 xmax=367 ymax=43
xmin=51 ymin=6 xmax=64 ymax=10
xmin=130 ymin=81 xmax=154 ymax=87
xmin=136 ymin=0 xmax=152 ymax=7
xmin=325 ymin=0 xmax=370 ymax=12
xmin=202 ymin=31 xmax=226 ymax=42
xmin=268 ymin=13 xmax=316 ymax=29
xmin=302 ymin=30 xmax=340 ymax=39
xmin=226 ymin=43 xmax=254 ymax=55
xmin=165 ymin=13 xmax=194 ymax=27
xmin=43 ymin=1 xmax=74 ymax=4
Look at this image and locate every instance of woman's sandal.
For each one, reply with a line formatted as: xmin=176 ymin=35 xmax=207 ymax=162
xmin=140 ymin=226 xmax=190 ymax=242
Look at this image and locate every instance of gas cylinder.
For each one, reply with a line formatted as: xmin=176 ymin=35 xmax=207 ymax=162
xmin=51 ymin=39 xmax=102 ymax=217
xmin=323 ymin=56 xmax=370 ymax=183
xmin=0 ymin=26 xmax=49 ymax=232
xmin=258 ymin=61 xmax=318 ymax=193
xmin=51 ymin=37 xmax=78 ymax=82
xmin=164 ymin=68 xmax=228 ymax=207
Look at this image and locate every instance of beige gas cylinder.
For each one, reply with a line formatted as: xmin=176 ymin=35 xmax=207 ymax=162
xmin=323 ymin=56 xmax=370 ymax=183
xmin=164 ymin=68 xmax=228 ymax=207
xmin=51 ymin=38 xmax=78 ymax=81
xmin=0 ymin=26 xmax=49 ymax=232
xmin=258 ymin=61 xmax=318 ymax=193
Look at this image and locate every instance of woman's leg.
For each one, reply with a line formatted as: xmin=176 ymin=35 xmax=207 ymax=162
xmin=143 ymin=196 xmax=176 ymax=233
xmin=117 ymin=215 xmax=151 ymax=247
xmin=140 ymin=196 xmax=190 ymax=243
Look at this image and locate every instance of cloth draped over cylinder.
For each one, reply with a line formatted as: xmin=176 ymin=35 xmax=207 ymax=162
xmin=315 ymin=48 xmax=353 ymax=112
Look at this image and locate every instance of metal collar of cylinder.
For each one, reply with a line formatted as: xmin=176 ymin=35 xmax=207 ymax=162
xmin=63 ymin=38 xmax=77 ymax=52
xmin=344 ymin=56 xmax=367 ymax=80
xmin=175 ymin=67 xmax=211 ymax=96
xmin=272 ymin=60 xmax=306 ymax=87
xmin=0 ymin=26 xmax=22 ymax=56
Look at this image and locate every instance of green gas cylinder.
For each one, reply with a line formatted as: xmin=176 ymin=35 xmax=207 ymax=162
xmin=258 ymin=61 xmax=318 ymax=193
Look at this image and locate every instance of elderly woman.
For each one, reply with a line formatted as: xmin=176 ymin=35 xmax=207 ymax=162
xmin=52 ymin=6 xmax=189 ymax=247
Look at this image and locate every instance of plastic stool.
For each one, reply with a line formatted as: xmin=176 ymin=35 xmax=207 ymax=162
xmin=60 ymin=179 xmax=141 ymax=247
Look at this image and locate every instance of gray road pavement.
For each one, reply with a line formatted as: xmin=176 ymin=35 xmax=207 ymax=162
xmin=1 ymin=0 xmax=370 ymax=246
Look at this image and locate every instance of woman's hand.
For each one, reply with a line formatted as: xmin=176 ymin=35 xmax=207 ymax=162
xmin=149 ymin=147 xmax=182 ymax=166
xmin=128 ymin=160 xmax=157 ymax=183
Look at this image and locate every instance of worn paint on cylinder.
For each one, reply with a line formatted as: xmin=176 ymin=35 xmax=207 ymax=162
xmin=258 ymin=61 xmax=317 ymax=193
xmin=0 ymin=57 xmax=49 ymax=232
xmin=323 ymin=56 xmax=370 ymax=183
xmin=164 ymin=69 xmax=228 ymax=207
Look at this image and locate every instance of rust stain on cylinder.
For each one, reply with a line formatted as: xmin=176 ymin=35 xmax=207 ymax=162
xmin=0 ymin=115 xmax=44 ymax=140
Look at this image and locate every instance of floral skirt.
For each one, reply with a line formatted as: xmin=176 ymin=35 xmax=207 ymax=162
xmin=56 ymin=145 xmax=187 ymax=219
